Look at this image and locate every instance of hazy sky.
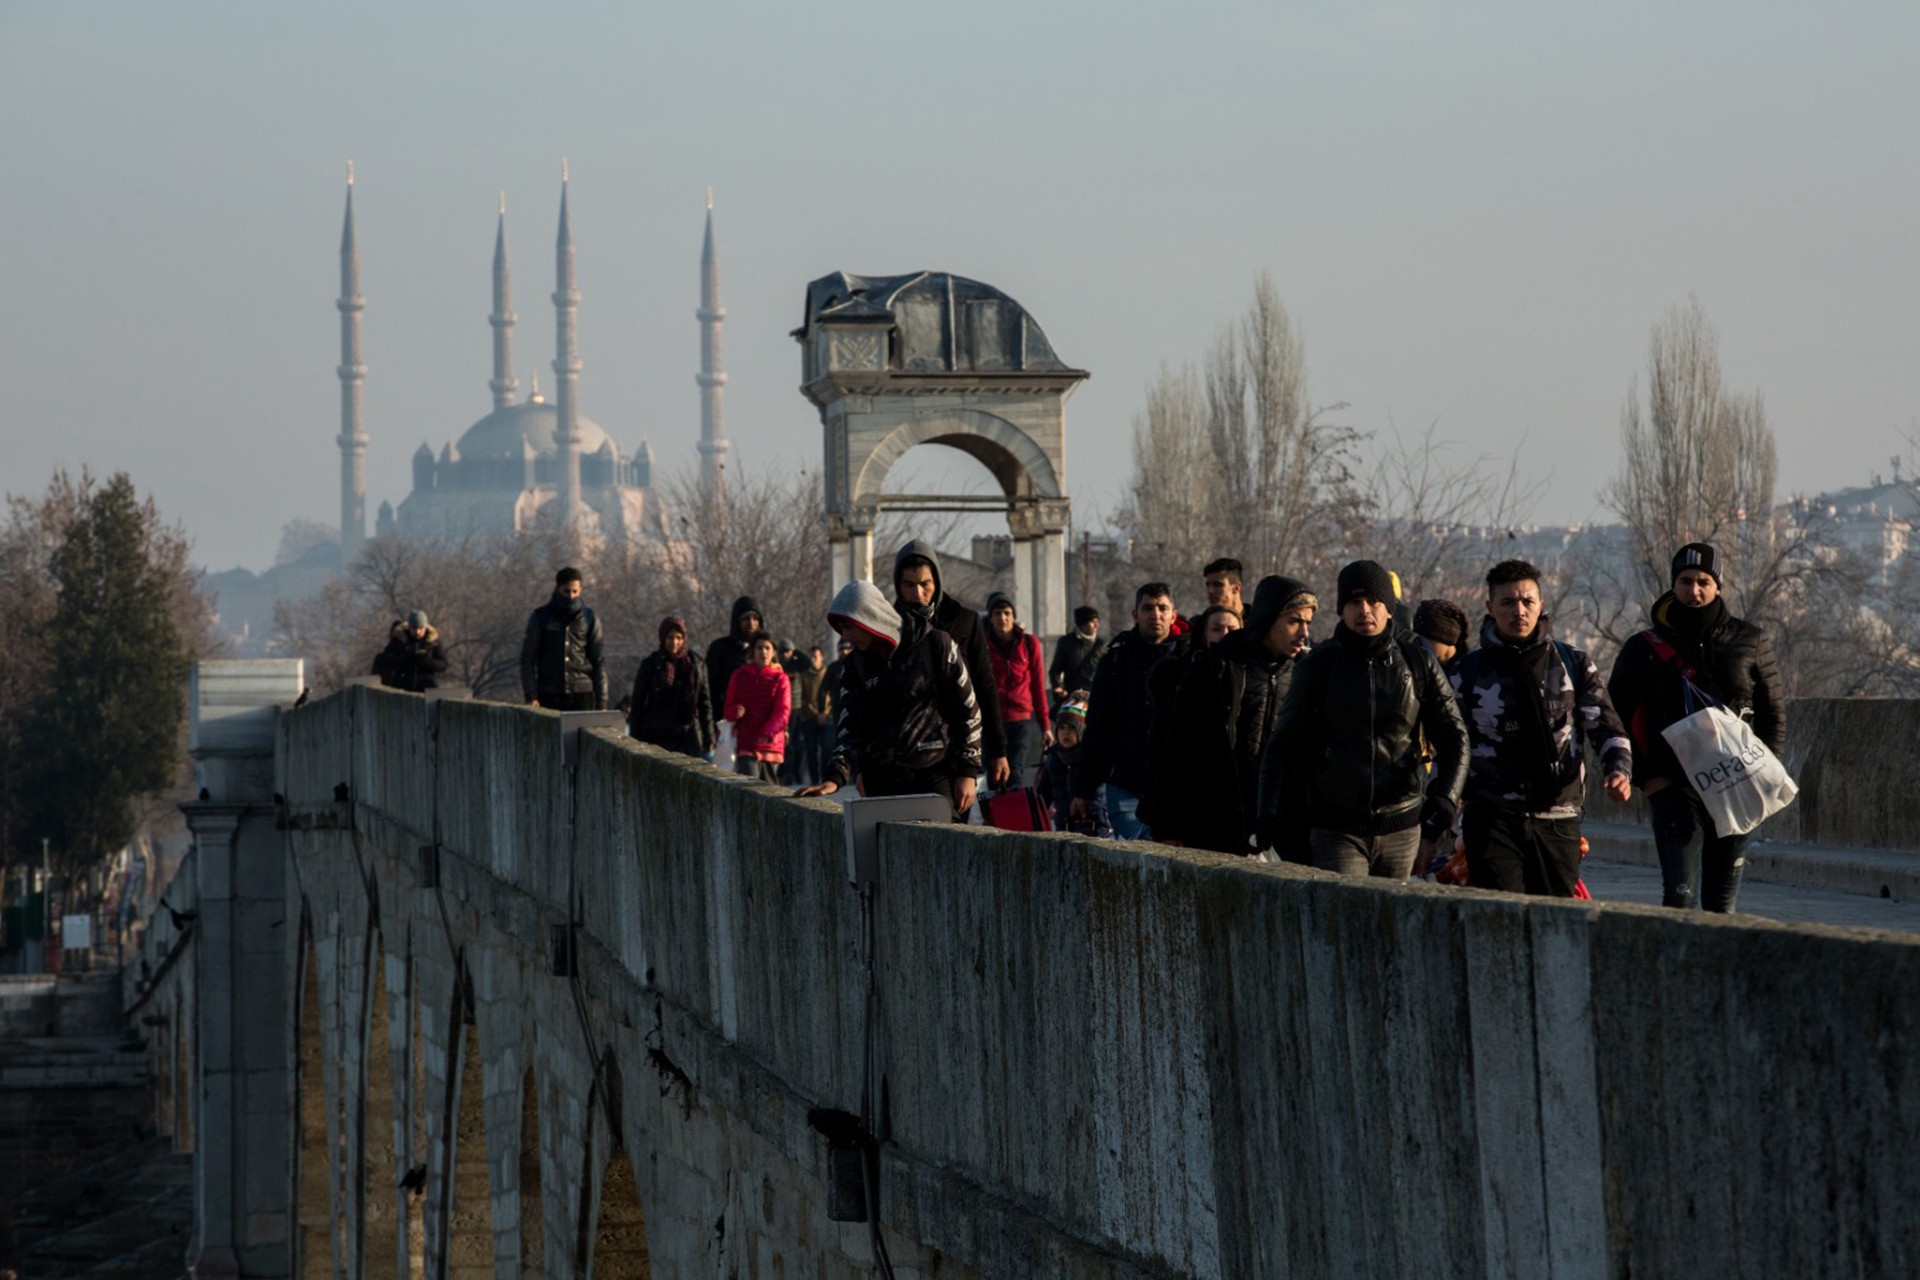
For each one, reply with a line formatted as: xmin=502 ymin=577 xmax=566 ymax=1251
xmin=2 ymin=1 xmax=1915 ymax=571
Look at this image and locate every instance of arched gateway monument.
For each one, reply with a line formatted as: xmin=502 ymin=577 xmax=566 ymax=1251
xmin=796 ymin=271 xmax=1088 ymax=637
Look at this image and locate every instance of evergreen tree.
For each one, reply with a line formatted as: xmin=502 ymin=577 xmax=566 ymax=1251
xmin=16 ymin=474 xmax=188 ymax=874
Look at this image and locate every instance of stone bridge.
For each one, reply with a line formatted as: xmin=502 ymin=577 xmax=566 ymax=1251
xmin=134 ymin=665 xmax=1920 ymax=1277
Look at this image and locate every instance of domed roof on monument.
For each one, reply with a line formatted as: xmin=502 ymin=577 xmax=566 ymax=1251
xmin=798 ymin=271 xmax=1075 ymax=374
xmin=454 ymin=396 xmax=613 ymax=462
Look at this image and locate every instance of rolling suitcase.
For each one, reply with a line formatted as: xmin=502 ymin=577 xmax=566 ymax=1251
xmin=982 ymin=786 xmax=1054 ymax=833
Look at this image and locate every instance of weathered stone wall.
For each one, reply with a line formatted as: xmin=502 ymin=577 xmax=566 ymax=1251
xmin=281 ymin=687 xmax=1920 ymax=1279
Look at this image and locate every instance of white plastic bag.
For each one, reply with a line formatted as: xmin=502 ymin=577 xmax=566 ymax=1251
xmin=1660 ymin=704 xmax=1797 ymax=836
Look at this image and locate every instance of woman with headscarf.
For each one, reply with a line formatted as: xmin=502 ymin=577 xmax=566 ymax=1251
xmin=627 ymin=616 xmax=716 ymax=758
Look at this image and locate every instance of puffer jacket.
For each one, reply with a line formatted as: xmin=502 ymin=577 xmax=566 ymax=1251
xmin=371 ymin=621 xmax=448 ymax=693
xmin=825 ymin=613 xmax=984 ymax=789
xmin=725 ymin=663 xmax=791 ymax=762
xmin=892 ymin=540 xmax=1006 ymax=762
xmin=1452 ymin=616 xmax=1631 ymax=816
xmin=519 ymin=595 xmax=607 ymax=707
xmin=1607 ymin=592 xmax=1785 ymax=787
xmin=1259 ymin=625 xmax=1468 ymax=838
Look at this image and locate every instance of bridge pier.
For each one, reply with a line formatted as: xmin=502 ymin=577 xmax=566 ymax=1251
xmin=181 ymin=661 xmax=304 ymax=1277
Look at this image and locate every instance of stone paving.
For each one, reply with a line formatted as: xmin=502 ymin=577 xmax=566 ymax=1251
xmin=1581 ymin=857 xmax=1920 ymax=933
xmin=1 ymin=1135 xmax=192 ymax=1278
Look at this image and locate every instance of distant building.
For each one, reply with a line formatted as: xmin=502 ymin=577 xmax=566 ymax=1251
xmin=354 ymin=172 xmax=679 ymax=544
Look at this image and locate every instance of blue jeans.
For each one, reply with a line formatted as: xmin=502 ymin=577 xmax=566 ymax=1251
xmin=1003 ymin=718 xmax=1040 ymax=783
xmin=1650 ymin=784 xmax=1747 ymax=912
xmin=1106 ymin=784 xmax=1149 ymax=841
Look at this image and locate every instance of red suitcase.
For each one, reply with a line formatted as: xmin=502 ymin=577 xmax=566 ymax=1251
xmin=982 ymin=786 xmax=1054 ymax=833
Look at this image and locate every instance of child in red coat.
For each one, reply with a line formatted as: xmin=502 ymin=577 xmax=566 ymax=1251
xmin=724 ymin=634 xmax=790 ymax=783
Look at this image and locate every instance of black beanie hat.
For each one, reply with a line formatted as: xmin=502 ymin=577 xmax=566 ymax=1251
xmin=1413 ymin=599 xmax=1469 ymax=649
xmin=986 ymin=591 xmax=1015 ymax=613
xmin=1671 ymin=543 xmax=1720 ymax=585
xmin=1073 ymin=605 xmax=1099 ymax=629
xmin=1336 ymin=560 xmax=1396 ymax=607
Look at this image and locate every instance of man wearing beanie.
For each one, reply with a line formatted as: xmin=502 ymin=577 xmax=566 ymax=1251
xmin=1259 ymin=559 xmax=1467 ymax=879
xmin=1159 ymin=575 xmax=1317 ymax=856
xmin=796 ymin=580 xmax=984 ymax=820
xmin=1607 ymin=543 xmax=1785 ymax=912
xmin=1050 ymin=606 xmax=1106 ymax=705
xmin=1450 ymin=560 xmax=1633 ymax=897
xmin=985 ymin=592 xmax=1051 ymax=777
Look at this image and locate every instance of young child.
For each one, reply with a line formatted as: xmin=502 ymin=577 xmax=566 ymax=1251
xmin=1038 ymin=699 xmax=1111 ymax=837
xmin=724 ymin=633 xmax=790 ymax=784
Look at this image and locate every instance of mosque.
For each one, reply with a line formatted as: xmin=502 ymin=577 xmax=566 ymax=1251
xmin=333 ymin=165 xmax=728 ymax=552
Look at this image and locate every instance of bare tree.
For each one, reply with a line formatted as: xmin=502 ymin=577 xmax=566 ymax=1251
xmin=1600 ymin=296 xmax=1798 ymax=620
xmin=1115 ymin=274 xmax=1364 ymax=598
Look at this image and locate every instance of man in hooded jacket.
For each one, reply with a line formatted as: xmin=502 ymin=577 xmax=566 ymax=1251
xmin=1162 ymin=575 xmax=1317 ymax=856
xmin=706 ymin=596 xmax=763 ymax=707
xmin=892 ymin=539 xmax=1009 ymax=786
xmin=1607 ymin=542 xmax=1785 ymax=912
xmin=1259 ymin=560 xmax=1468 ymax=879
xmin=796 ymin=580 xmax=984 ymax=820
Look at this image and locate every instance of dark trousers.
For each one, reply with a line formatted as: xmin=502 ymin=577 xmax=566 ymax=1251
xmin=540 ymin=689 xmax=598 ymax=712
xmin=790 ymin=719 xmax=826 ymax=787
xmin=1464 ymin=806 xmax=1584 ymax=897
xmin=1003 ymin=718 xmax=1040 ymax=782
xmin=1650 ymin=784 xmax=1747 ymax=912
xmin=734 ymin=757 xmax=781 ymax=784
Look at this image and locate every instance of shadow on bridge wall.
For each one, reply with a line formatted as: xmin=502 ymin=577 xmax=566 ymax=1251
xmin=276 ymin=686 xmax=1920 ymax=1279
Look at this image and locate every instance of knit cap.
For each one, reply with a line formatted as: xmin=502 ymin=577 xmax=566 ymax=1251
xmin=1412 ymin=599 xmax=1469 ymax=648
xmin=827 ymin=580 xmax=903 ymax=651
xmin=1336 ymin=560 xmax=1396 ymax=607
xmin=1073 ymin=606 xmax=1099 ymax=629
xmin=1671 ymin=542 xmax=1720 ymax=584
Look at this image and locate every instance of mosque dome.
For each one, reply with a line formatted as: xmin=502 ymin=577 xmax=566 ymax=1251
xmin=454 ymin=395 xmax=613 ymax=462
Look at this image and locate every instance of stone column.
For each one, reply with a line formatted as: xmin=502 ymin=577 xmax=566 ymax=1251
xmin=827 ymin=507 xmax=878 ymax=588
xmin=183 ymin=660 xmax=305 ymax=1279
xmin=1009 ymin=501 xmax=1071 ymax=640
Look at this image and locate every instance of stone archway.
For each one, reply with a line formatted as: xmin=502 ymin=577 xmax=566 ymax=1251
xmin=798 ymin=271 xmax=1087 ymax=637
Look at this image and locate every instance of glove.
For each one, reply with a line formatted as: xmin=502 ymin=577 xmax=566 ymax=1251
xmin=1419 ymin=795 xmax=1457 ymax=844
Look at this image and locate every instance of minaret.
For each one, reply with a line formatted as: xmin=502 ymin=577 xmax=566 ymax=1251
xmin=551 ymin=162 xmax=583 ymax=524
xmin=697 ymin=188 xmax=729 ymax=505
xmin=337 ymin=162 xmax=369 ymax=558
xmin=488 ymin=193 xmax=518 ymax=411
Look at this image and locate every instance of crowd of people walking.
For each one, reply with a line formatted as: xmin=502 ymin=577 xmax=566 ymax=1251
xmin=376 ymin=536 xmax=1787 ymax=915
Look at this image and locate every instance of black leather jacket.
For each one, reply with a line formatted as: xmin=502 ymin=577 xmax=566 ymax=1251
xmin=1259 ymin=626 xmax=1468 ymax=837
xmin=1607 ymin=592 xmax=1785 ymax=787
xmin=519 ymin=596 xmax=607 ymax=707
xmin=825 ymin=614 xmax=984 ymax=788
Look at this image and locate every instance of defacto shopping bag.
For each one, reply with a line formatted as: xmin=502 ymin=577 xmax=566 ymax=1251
xmin=1660 ymin=696 xmax=1798 ymax=836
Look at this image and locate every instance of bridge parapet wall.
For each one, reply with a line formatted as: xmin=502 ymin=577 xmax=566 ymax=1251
xmin=277 ymin=686 xmax=1920 ymax=1279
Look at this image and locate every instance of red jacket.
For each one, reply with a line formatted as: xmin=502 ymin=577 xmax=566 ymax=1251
xmin=724 ymin=664 xmax=790 ymax=762
xmin=987 ymin=628 xmax=1049 ymax=732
